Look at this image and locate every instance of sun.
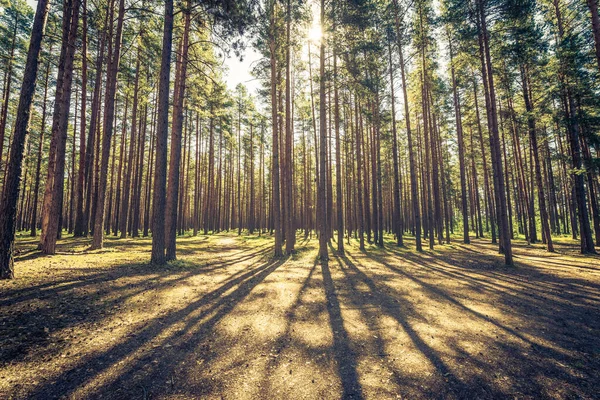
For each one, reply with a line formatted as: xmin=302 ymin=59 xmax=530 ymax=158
xmin=308 ymin=24 xmax=322 ymax=43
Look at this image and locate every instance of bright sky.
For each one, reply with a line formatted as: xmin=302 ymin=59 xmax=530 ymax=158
xmin=223 ymin=47 xmax=262 ymax=96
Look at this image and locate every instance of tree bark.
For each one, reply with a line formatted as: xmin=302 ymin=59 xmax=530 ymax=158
xmin=165 ymin=4 xmax=191 ymax=260
xmin=449 ymin=36 xmax=469 ymax=244
xmin=0 ymin=0 xmax=50 ymax=278
xmin=120 ymin=56 xmax=140 ymax=238
xmin=521 ymin=64 xmax=554 ymax=252
xmin=393 ymin=0 xmax=421 ymax=251
xmin=39 ymin=0 xmax=81 ymax=254
xmin=91 ymin=0 xmax=125 ymax=249
xmin=476 ymin=0 xmax=513 ymax=265
xmin=318 ymin=0 xmax=328 ymax=261
xmin=150 ymin=0 xmax=174 ymax=263
xmin=30 ymin=58 xmax=51 ymax=237
xmin=269 ymin=0 xmax=283 ymax=257
xmin=586 ymin=0 xmax=600 ymax=72
xmin=74 ymin=0 xmax=88 ymax=237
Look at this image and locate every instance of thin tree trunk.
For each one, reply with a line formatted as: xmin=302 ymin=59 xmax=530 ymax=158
xmin=393 ymin=0 xmax=421 ymax=251
xmin=119 ymin=56 xmax=140 ymax=238
xmin=449 ymin=36 xmax=469 ymax=244
xmin=334 ymin=23 xmax=344 ymax=253
xmin=74 ymin=0 xmax=88 ymax=237
xmin=521 ymin=64 xmax=554 ymax=252
xmin=30 ymin=58 xmax=51 ymax=237
xmin=284 ymin=0 xmax=294 ymax=252
xmin=269 ymin=0 xmax=283 ymax=257
xmin=318 ymin=0 xmax=328 ymax=261
xmin=0 ymin=13 xmax=18 ymax=176
xmin=388 ymin=43 xmax=403 ymax=247
xmin=91 ymin=0 xmax=125 ymax=249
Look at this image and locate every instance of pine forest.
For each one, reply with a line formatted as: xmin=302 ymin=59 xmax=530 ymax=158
xmin=1 ymin=0 xmax=600 ymax=398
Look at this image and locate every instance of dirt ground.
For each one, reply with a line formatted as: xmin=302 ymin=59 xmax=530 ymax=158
xmin=1 ymin=233 xmax=599 ymax=400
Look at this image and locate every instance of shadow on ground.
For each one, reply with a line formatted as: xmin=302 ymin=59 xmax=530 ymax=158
xmin=1 ymin=234 xmax=599 ymax=399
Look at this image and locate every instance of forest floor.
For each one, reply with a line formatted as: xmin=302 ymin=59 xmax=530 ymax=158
xmin=1 ymin=232 xmax=599 ymax=400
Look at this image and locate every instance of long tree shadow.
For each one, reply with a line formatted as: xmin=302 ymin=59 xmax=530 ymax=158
xmin=320 ymin=259 xmax=364 ymax=399
xmin=335 ymin=253 xmax=483 ymax=399
xmin=384 ymin=247 xmax=600 ymax=354
xmin=23 ymin=253 xmax=286 ymax=399
xmin=1 ymin=238 xmax=282 ymax=399
xmin=360 ymin=247 xmax=600 ymax=398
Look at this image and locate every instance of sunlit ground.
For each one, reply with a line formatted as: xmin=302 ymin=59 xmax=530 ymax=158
xmin=1 ymin=232 xmax=599 ymax=399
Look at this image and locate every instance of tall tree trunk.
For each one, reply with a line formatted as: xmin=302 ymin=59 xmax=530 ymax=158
xmin=318 ymin=0 xmax=328 ymax=261
xmin=74 ymin=0 xmax=88 ymax=237
xmin=0 ymin=13 xmax=18 ymax=176
xmin=566 ymin=91 xmax=595 ymax=253
xmin=30 ymin=58 xmax=51 ymax=237
xmin=0 ymin=0 xmax=50 ymax=278
xmin=393 ymin=0 xmax=421 ymax=251
xmin=354 ymin=97 xmax=365 ymax=251
xmin=334 ymin=29 xmax=344 ymax=254
xmin=284 ymin=0 xmax=295 ymax=253
xmin=40 ymin=0 xmax=81 ymax=254
xmin=165 ymin=4 xmax=190 ymax=260
xmin=143 ymin=103 xmax=156 ymax=237
xmin=150 ymin=0 xmax=174 ymax=263
xmin=521 ymin=64 xmax=554 ymax=252
xmin=68 ymin=89 xmax=78 ymax=234
xmin=375 ymin=96 xmax=384 ymax=247
xmin=120 ymin=56 xmax=141 ymax=238
xmin=193 ymin=113 xmax=201 ymax=235
xmin=586 ymin=0 xmax=600 ymax=72
xmin=131 ymin=103 xmax=146 ymax=237
xmin=249 ymin=122 xmax=255 ymax=233
xmin=269 ymin=0 xmax=283 ymax=257
xmin=449 ymin=36 xmax=469 ymax=244
xmin=476 ymin=0 xmax=513 ymax=265
xmin=91 ymin=0 xmax=125 ymax=249
xmin=388 ymin=42 xmax=403 ymax=247
xmin=83 ymin=22 xmax=107 ymax=237
xmin=112 ymin=94 xmax=127 ymax=235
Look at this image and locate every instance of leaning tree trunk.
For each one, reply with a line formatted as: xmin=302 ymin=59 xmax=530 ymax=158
xmin=0 ymin=0 xmax=51 ymax=279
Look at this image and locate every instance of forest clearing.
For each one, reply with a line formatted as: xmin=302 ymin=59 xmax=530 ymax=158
xmin=2 ymin=0 xmax=600 ymax=398
xmin=1 ymin=234 xmax=599 ymax=399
